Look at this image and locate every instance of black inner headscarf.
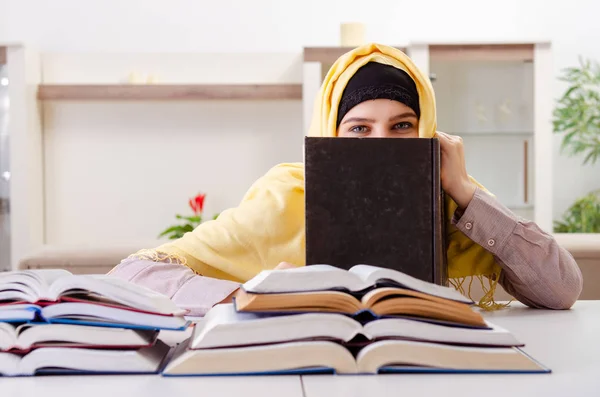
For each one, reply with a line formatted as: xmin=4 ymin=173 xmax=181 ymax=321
xmin=336 ymin=62 xmax=421 ymax=127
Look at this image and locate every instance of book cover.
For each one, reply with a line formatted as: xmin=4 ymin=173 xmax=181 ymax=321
xmin=304 ymin=137 xmax=447 ymax=285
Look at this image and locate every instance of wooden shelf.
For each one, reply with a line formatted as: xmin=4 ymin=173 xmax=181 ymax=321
xmin=0 ymin=47 xmax=6 ymax=65
xmin=37 ymin=84 xmax=303 ymax=101
xmin=454 ymin=131 xmax=534 ymax=136
xmin=429 ymin=44 xmax=535 ymax=62
xmin=304 ymin=46 xmax=406 ymax=64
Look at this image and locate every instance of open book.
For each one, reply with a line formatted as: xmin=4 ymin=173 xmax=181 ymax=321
xmin=189 ymin=304 xmax=522 ymax=349
xmin=0 ymin=340 xmax=171 ymax=376
xmin=163 ymin=339 xmax=548 ymax=376
xmin=0 ymin=269 xmax=185 ymax=316
xmin=0 ymin=322 xmax=158 ymax=352
xmin=0 ymin=302 xmax=188 ymax=330
xmin=243 ymin=265 xmax=470 ymax=302
xmin=236 ymin=265 xmax=482 ymax=327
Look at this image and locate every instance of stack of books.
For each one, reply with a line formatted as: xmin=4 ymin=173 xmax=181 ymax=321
xmin=0 ymin=269 xmax=189 ymax=376
xmin=162 ymin=265 xmax=549 ymax=376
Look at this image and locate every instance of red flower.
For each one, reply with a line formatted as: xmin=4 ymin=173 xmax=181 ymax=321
xmin=189 ymin=193 xmax=206 ymax=215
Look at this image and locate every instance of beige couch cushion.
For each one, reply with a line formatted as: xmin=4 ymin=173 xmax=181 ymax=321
xmin=555 ymin=234 xmax=600 ymax=300
xmin=18 ymin=243 xmax=160 ymax=274
xmin=468 ymin=233 xmax=600 ymax=301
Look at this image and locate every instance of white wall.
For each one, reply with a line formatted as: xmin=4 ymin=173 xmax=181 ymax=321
xmin=43 ymin=100 xmax=303 ymax=245
xmin=2 ymin=0 xmax=600 ymax=248
xmin=39 ymin=53 xmax=303 ymax=246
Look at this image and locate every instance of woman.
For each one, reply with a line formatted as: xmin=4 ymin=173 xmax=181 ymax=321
xmin=109 ymin=44 xmax=582 ymax=315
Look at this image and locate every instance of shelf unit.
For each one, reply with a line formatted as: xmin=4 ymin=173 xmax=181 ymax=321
xmin=418 ymin=43 xmax=550 ymax=230
xmin=37 ymin=83 xmax=303 ymax=101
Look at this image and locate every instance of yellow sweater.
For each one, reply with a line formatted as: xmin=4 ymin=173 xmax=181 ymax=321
xmin=143 ymin=44 xmax=502 ymax=306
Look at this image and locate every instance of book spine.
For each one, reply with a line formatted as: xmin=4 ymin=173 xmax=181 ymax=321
xmin=431 ymin=139 xmax=448 ymax=286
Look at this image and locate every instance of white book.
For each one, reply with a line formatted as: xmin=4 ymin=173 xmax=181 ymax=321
xmin=0 ymin=322 xmax=158 ymax=351
xmin=0 ymin=340 xmax=171 ymax=376
xmin=163 ymin=339 xmax=547 ymax=376
xmin=0 ymin=270 xmax=184 ymax=316
xmin=242 ymin=264 xmax=471 ymax=303
xmin=40 ymin=302 xmax=188 ymax=330
xmin=190 ymin=304 xmax=522 ymax=349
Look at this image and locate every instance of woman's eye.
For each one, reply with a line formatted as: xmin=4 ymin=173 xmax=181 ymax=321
xmin=393 ymin=122 xmax=413 ymax=130
xmin=349 ymin=125 xmax=369 ymax=134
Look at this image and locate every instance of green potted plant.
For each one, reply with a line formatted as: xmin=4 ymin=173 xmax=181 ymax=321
xmin=159 ymin=193 xmax=220 ymax=240
xmin=553 ymin=57 xmax=600 ymax=233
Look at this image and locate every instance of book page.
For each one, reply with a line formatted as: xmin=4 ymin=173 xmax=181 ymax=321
xmin=18 ymin=341 xmax=170 ymax=375
xmin=0 ymin=270 xmax=70 ymax=302
xmin=0 ymin=352 xmax=21 ymax=376
xmin=193 ymin=304 xmax=361 ymax=349
xmin=357 ymin=340 xmax=545 ymax=373
xmin=242 ymin=265 xmax=367 ymax=293
xmin=13 ymin=323 xmax=158 ymax=350
xmin=47 ymin=275 xmax=183 ymax=315
xmin=0 ymin=323 xmax=17 ymax=350
xmin=350 ymin=265 xmax=471 ymax=303
xmin=163 ymin=341 xmax=358 ymax=375
xmin=0 ymin=304 xmax=40 ymax=323
xmin=365 ymin=318 xmax=521 ymax=347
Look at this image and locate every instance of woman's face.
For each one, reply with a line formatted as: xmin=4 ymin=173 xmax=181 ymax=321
xmin=337 ymin=99 xmax=419 ymax=138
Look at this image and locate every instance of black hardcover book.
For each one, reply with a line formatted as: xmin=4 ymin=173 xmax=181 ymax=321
xmin=304 ymin=137 xmax=447 ymax=285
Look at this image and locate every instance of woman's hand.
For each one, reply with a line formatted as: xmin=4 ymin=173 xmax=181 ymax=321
xmin=435 ymin=131 xmax=477 ymax=210
xmin=274 ymin=262 xmax=299 ymax=270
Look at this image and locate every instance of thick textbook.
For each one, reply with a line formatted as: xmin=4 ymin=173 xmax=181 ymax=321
xmin=304 ymin=137 xmax=447 ymax=284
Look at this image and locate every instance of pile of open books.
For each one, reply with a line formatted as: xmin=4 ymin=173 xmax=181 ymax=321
xmin=0 ymin=269 xmax=189 ymax=376
xmin=163 ymin=265 xmax=549 ymax=375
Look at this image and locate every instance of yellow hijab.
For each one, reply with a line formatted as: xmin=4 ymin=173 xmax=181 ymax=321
xmin=131 ymin=43 xmax=504 ymax=309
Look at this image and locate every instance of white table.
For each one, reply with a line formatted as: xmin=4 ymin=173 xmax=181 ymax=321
xmin=303 ymin=301 xmax=600 ymax=397
xmin=1 ymin=301 xmax=599 ymax=397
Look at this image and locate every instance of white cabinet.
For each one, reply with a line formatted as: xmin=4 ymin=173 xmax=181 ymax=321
xmin=409 ymin=43 xmax=553 ymax=230
xmin=430 ymin=59 xmax=534 ymax=217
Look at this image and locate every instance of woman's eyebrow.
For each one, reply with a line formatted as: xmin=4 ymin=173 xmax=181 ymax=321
xmin=341 ymin=117 xmax=375 ymax=125
xmin=389 ymin=112 xmax=417 ymax=121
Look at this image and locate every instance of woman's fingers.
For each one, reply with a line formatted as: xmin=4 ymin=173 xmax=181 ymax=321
xmin=275 ymin=262 xmax=298 ymax=270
